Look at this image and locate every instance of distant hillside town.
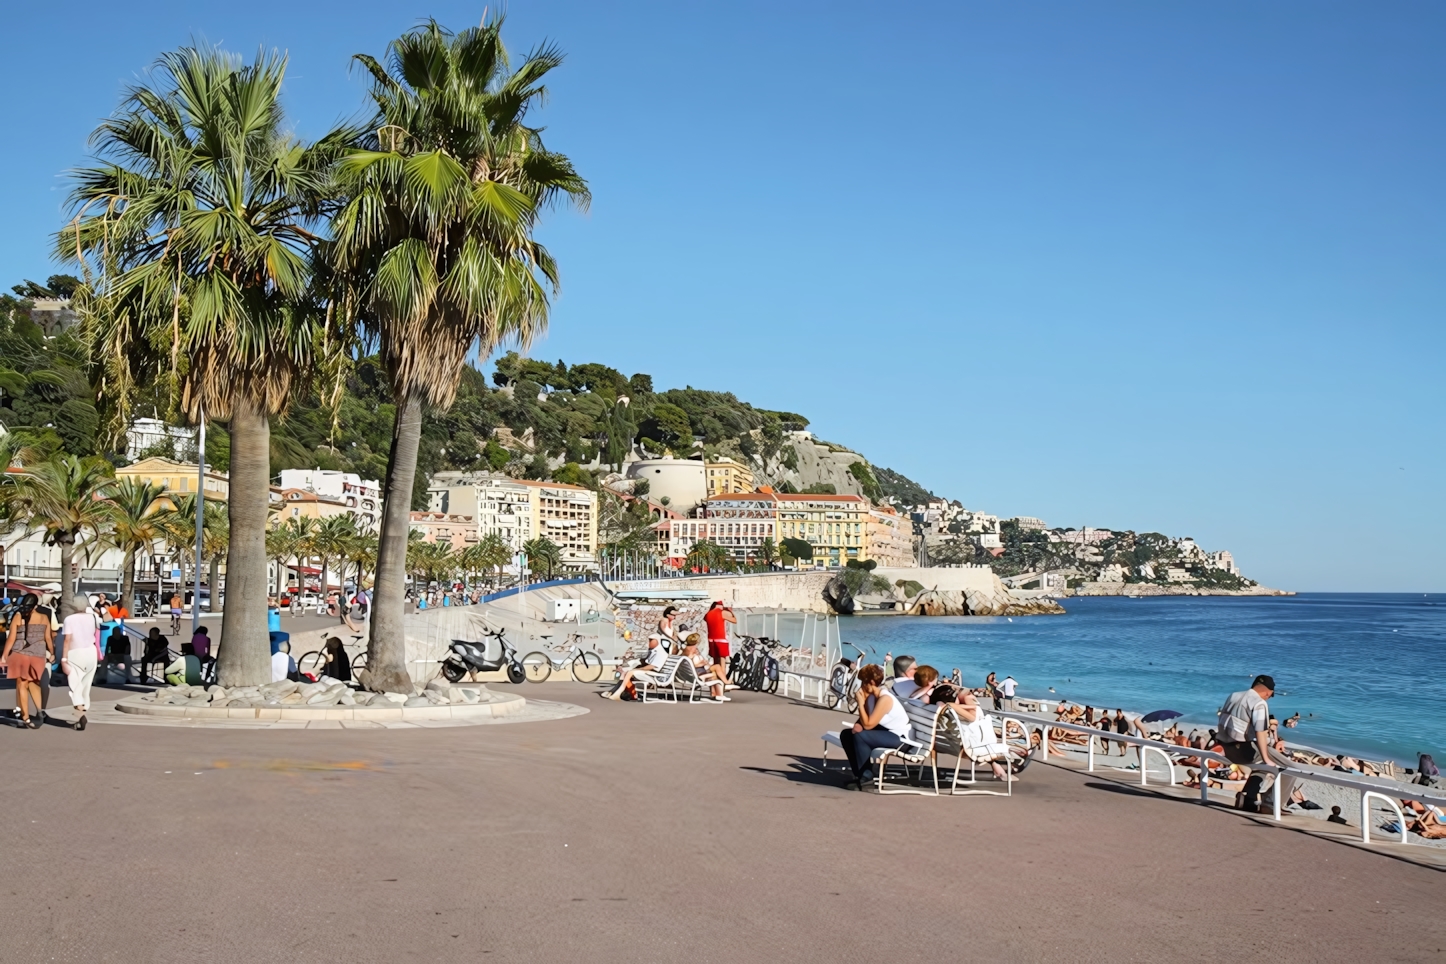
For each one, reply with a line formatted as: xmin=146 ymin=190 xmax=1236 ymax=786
xmin=0 ymin=295 xmax=1263 ymax=594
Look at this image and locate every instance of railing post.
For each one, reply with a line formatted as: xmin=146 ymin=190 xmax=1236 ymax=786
xmin=1087 ymin=733 xmax=1095 ymax=772
xmin=1040 ymin=724 xmax=1050 ymax=760
xmin=1199 ymin=758 xmax=1210 ymax=805
xmin=1272 ymin=771 xmax=1282 ymax=821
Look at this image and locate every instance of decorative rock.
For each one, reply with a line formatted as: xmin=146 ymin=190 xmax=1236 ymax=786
xmin=260 ymin=680 xmax=299 ymax=698
xmin=297 ymin=682 xmax=328 ymax=700
xmin=281 ymin=693 xmax=306 ymax=704
xmin=211 ymin=699 xmax=232 ymax=708
xmin=206 ymin=685 xmax=227 ymax=698
xmin=338 ymin=693 xmax=356 ymax=706
xmin=424 ymin=690 xmax=449 ymax=705
xmin=404 ymin=696 xmax=431 ymax=707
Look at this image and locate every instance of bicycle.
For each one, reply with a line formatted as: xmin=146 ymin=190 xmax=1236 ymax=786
xmin=520 ymin=633 xmax=605 ymax=683
xmin=824 ymin=642 xmax=871 ymax=713
xmin=727 ymin=636 xmax=783 ymax=693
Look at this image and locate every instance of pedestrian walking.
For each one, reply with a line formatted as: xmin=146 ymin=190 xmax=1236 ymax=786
xmin=1 ymin=593 xmax=54 ymax=728
xmin=60 ymin=596 xmax=101 ymax=731
xmin=703 ymin=600 xmax=737 ymax=690
xmin=985 ymin=672 xmax=1001 ymax=710
xmin=1216 ymin=674 xmax=1295 ymax=813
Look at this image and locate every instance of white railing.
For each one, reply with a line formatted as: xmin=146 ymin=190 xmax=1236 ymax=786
xmin=992 ymin=708 xmax=1446 ymax=846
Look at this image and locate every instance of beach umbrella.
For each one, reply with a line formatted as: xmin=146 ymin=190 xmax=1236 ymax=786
xmin=1141 ymin=709 xmax=1183 ymax=723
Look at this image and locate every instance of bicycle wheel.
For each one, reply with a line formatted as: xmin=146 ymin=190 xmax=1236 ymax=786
xmin=351 ymin=651 xmax=368 ymax=674
xmin=571 ymin=651 xmax=604 ymax=683
xmin=521 ymin=651 xmax=552 ymax=683
xmin=297 ymin=650 xmax=324 ymax=675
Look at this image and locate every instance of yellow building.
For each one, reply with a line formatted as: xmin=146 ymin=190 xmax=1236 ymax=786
xmin=775 ymin=492 xmax=868 ymax=568
xmin=116 ymin=457 xmax=229 ymax=505
xmin=865 ymin=505 xmax=914 ymax=568
xmin=705 ymin=458 xmax=755 ymax=498
xmin=427 ymin=473 xmax=599 ymax=571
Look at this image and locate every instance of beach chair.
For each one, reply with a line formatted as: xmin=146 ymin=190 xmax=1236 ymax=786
xmin=634 ymin=656 xmax=686 ymax=703
xmin=933 ymin=707 xmax=1018 ymax=797
xmin=674 ymin=658 xmax=720 ymax=703
xmin=819 ymin=700 xmax=942 ymax=795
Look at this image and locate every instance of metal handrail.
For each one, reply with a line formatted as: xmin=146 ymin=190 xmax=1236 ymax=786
xmin=994 ymin=708 xmax=1446 ymax=843
xmin=997 ymin=709 xmax=1286 ymax=816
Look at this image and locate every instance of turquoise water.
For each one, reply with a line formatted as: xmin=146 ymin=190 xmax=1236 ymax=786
xmin=839 ymin=593 xmax=1445 ymax=765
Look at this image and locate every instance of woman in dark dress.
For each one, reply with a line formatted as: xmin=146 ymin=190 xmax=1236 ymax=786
xmin=322 ymin=636 xmax=351 ymax=682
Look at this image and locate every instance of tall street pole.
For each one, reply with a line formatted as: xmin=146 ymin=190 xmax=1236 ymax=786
xmin=193 ymin=414 xmax=206 ymax=635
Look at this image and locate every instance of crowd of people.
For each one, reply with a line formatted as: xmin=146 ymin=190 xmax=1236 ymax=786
xmin=602 ymin=603 xmax=738 ymax=702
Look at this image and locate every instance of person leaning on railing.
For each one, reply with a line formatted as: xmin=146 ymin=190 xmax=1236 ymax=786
xmin=1216 ymin=674 xmax=1295 ymax=814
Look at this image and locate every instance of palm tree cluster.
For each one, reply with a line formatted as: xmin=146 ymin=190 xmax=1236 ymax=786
xmin=0 ymin=439 xmax=231 ymax=619
xmin=35 ymin=17 xmax=586 ymax=686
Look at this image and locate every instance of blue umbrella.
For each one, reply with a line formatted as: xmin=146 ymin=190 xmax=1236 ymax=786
xmin=1141 ymin=709 xmax=1184 ymax=723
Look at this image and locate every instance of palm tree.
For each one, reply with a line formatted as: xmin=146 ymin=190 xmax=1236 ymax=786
xmin=757 ymin=536 xmax=778 ymax=569
xmin=59 ymin=45 xmax=355 ymax=685
xmin=523 ymin=537 xmax=561 ymax=581
xmin=265 ymin=523 xmax=299 ymax=598
xmin=2 ymin=455 xmax=116 ymax=616
xmin=459 ymin=531 xmax=510 ymax=593
xmin=101 ymin=478 xmax=167 ymax=611
xmin=331 ymin=17 xmax=588 ymax=692
xmin=201 ymin=501 xmax=228 ymax=612
xmin=313 ymin=514 xmax=359 ymax=599
xmin=343 ymin=531 xmax=378 ymax=594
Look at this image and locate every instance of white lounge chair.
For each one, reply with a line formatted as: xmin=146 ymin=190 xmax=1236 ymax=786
xmin=675 ymin=658 xmax=723 ymax=703
xmin=935 ymin=707 xmax=1019 ymax=796
xmin=634 ymin=656 xmax=686 ymax=703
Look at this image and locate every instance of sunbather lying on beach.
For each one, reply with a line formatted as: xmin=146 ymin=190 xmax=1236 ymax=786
xmin=1183 ymin=769 xmax=1223 ymax=790
xmin=1403 ymin=800 xmax=1446 ymax=839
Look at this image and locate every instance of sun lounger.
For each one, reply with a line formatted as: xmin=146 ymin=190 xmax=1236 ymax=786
xmin=634 ymin=656 xmax=686 ymax=703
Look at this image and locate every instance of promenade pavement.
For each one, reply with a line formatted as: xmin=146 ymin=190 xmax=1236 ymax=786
xmin=1 ymin=679 xmax=1442 ymax=963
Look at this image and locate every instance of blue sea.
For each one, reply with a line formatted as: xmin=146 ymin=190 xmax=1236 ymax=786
xmin=839 ymin=593 xmax=1445 ymax=765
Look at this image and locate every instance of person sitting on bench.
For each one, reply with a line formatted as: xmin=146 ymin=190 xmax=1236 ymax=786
xmin=838 ymin=664 xmax=912 ymax=791
xmin=272 ymin=640 xmax=300 ymax=683
xmin=164 ymin=653 xmax=201 ymax=686
xmin=141 ymin=628 xmax=170 ymax=683
xmin=603 ymin=634 xmax=668 ymax=700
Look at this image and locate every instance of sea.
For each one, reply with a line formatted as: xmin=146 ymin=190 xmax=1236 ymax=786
xmin=839 ymin=593 xmax=1445 ymax=766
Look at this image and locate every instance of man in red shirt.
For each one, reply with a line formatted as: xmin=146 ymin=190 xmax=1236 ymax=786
xmin=702 ymin=600 xmax=736 ymax=690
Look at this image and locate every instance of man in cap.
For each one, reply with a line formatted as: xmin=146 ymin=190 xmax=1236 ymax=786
xmin=1217 ymin=674 xmax=1295 ymax=813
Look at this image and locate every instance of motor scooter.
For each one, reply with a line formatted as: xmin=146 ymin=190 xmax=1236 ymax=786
xmin=441 ymin=628 xmax=526 ymax=684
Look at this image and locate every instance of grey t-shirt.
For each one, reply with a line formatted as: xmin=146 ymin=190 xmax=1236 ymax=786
xmin=1218 ymin=688 xmax=1269 ymax=743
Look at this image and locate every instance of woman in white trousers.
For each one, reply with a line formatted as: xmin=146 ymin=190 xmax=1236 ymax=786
xmin=60 ymin=596 xmax=101 ymax=731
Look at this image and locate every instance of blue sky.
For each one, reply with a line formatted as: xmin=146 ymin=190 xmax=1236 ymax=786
xmin=2 ymin=2 xmax=1443 ymax=591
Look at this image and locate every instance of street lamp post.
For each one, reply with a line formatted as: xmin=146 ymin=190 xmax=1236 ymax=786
xmin=193 ymin=415 xmax=206 ymax=634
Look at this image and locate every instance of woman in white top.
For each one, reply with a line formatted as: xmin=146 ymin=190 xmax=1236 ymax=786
xmin=839 ymin=664 xmax=912 ymax=790
xmin=60 ymin=595 xmax=101 ymax=731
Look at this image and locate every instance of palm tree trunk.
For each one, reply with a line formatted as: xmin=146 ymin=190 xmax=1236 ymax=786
xmin=368 ymin=391 xmax=424 ymax=693
xmin=121 ymin=547 xmax=136 ymax=616
xmin=59 ymin=537 xmax=77 ymax=618
xmin=217 ymin=399 xmax=271 ymax=685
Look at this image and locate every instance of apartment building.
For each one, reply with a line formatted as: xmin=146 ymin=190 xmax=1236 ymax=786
xmin=682 ymin=490 xmax=778 ymax=564
xmin=704 ymin=457 xmax=755 ymax=498
xmin=427 ymin=472 xmax=598 ymax=571
xmin=865 ymin=505 xmax=913 ymax=567
xmin=776 ymin=492 xmax=868 ymax=569
xmin=409 ymin=511 xmax=478 ymax=551
xmin=278 ymin=469 xmax=382 ymax=532
xmin=116 ymin=457 xmax=229 ymax=505
xmin=274 ymin=487 xmax=354 ymax=524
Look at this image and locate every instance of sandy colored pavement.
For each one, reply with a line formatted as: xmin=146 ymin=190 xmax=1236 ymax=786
xmin=1 ymin=680 xmax=1442 ymax=963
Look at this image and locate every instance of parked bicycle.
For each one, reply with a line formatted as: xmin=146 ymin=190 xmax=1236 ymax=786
xmin=521 ymin=633 xmax=605 ymax=683
xmin=824 ymin=642 xmax=871 ymax=713
xmin=728 ymin=635 xmax=783 ymax=693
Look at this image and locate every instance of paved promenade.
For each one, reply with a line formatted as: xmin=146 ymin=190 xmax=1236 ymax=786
xmin=1 ymin=679 xmax=1442 ymax=962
